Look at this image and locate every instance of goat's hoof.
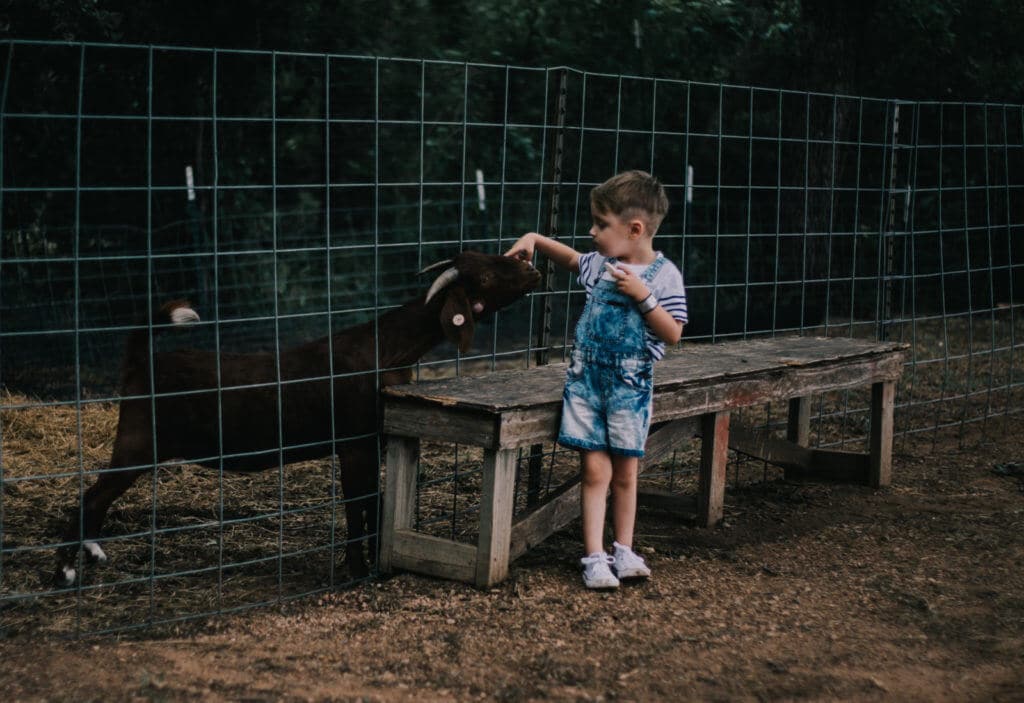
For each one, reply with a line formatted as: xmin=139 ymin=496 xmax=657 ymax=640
xmin=83 ymin=541 xmax=108 ymax=564
xmin=348 ymin=560 xmax=370 ymax=580
xmin=53 ymin=565 xmax=77 ymax=588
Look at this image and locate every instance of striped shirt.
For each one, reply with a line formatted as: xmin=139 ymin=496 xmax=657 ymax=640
xmin=577 ymin=251 xmax=688 ymax=361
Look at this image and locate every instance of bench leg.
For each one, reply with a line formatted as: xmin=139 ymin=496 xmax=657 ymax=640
xmin=869 ymin=380 xmax=895 ymax=488
xmin=379 ymin=436 xmax=419 ymax=574
xmin=476 ymin=448 xmax=518 ymax=587
xmin=785 ymin=396 xmax=811 ymax=481
xmin=787 ymin=396 xmax=811 ymax=445
xmin=698 ymin=411 xmax=730 ymax=527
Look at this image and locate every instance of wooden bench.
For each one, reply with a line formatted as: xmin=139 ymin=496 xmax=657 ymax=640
xmin=379 ymin=336 xmax=907 ymax=587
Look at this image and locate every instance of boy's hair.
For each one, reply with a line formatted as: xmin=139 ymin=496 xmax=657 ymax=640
xmin=590 ymin=170 xmax=669 ymax=234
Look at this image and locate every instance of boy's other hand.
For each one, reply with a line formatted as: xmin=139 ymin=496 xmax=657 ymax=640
xmin=606 ymin=265 xmax=650 ymax=302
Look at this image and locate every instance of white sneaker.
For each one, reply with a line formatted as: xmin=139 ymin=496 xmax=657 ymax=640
xmin=580 ymin=553 xmax=620 ymax=589
xmin=613 ymin=541 xmax=651 ymax=579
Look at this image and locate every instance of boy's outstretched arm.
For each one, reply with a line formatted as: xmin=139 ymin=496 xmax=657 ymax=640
xmin=505 ymin=232 xmax=581 ymax=273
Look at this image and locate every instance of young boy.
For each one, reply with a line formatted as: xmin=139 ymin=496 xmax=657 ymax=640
xmin=506 ymin=170 xmax=687 ymax=589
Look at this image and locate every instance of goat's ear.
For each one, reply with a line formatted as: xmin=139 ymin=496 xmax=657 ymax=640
xmin=440 ymin=286 xmax=476 ymax=353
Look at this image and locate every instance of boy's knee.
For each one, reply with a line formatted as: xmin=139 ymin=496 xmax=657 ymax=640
xmin=582 ymin=464 xmax=610 ymax=486
xmin=581 ymin=452 xmax=612 ymax=484
xmin=610 ymin=472 xmax=637 ymax=493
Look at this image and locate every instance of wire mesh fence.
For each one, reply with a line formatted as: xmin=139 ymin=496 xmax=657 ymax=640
xmin=0 ymin=40 xmax=1021 ymax=637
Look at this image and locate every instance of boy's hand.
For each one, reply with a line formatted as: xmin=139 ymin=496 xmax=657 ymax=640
xmin=505 ymin=232 xmax=539 ymax=262
xmin=606 ymin=264 xmax=650 ymax=302
xmin=505 ymin=232 xmax=581 ymax=273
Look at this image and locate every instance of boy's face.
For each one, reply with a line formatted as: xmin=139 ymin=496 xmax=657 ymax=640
xmin=589 ymin=206 xmax=643 ymax=259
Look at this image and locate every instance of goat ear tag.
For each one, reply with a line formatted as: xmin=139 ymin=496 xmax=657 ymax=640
xmin=440 ymin=286 xmax=475 ymax=353
xmin=472 ymin=302 xmax=484 ymax=314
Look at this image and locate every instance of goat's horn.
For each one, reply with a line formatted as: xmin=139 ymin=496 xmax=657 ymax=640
xmin=418 ymin=259 xmax=454 ymax=275
xmin=425 ymin=266 xmax=460 ymax=304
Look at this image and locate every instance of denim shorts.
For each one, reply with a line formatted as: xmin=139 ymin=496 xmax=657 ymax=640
xmin=557 ymin=348 xmax=654 ymax=457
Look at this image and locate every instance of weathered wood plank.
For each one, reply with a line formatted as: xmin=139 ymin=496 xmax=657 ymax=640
xmin=383 ymin=362 xmax=566 ymax=412
xmin=386 ymin=351 xmax=905 ymax=448
xmin=509 ymin=477 xmax=581 ymax=562
xmin=869 ymin=380 xmax=895 ymax=488
xmin=728 ymin=422 xmax=813 ymax=468
xmin=497 ymin=407 xmax=563 ymax=449
xmin=641 ymin=418 xmax=699 ymax=468
xmin=804 ymin=449 xmax=870 ymax=483
xmin=379 ymin=436 xmax=419 ymax=574
xmin=698 ymin=411 xmax=730 ymax=527
xmin=384 ymin=400 xmax=498 ymax=446
xmin=787 ymin=396 xmax=811 ymax=446
xmin=476 ymin=448 xmax=518 ymax=587
xmin=390 ymin=529 xmax=477 ymax=583
xmin=382 ymin=337 xmax=908 ymax=416
xmin=650 ymin=353 xmax=905 ymax=423
xmin=785 ymin=396 xmax=812 ymax=481
xmin=728 ymin=423 xmax=870 ymax=483
xmin=637 ymin=487 xmax=699 ymax=516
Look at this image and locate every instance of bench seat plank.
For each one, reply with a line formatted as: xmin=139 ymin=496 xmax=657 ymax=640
xmin=385 ymin=337 xmax=905 ymax=414
xmin=384 ymin=337 xmax=907 ymax=449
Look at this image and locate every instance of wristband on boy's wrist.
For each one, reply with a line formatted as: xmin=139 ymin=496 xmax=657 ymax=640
xmin=636 ymin=293 xmax=658 ymax=314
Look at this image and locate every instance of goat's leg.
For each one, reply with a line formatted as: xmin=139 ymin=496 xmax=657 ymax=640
xmin=54 ymin=465 xmax=147 ymax=586
xmin=339 ymin=437 xmax=381 ymax=579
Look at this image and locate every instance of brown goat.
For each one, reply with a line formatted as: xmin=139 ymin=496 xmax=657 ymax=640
xmin=56 ymin=250 xmax=541 ymax=586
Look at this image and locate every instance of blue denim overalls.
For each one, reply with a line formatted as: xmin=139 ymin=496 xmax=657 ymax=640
xmin=558 ymin=254 xmax=665 ymax=457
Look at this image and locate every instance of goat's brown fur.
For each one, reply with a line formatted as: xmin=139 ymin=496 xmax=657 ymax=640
xmin=56 ymin=251 xmax=540 ymax=585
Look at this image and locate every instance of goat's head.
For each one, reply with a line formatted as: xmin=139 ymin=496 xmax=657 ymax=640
xmin=422 ymin=250 xmax=542 ymax=352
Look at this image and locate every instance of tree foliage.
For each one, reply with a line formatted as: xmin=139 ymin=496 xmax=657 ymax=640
xmin=4 ymin=0 xmax=1021 ymax=102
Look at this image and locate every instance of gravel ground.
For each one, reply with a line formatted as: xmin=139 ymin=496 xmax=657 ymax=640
xmin=2 ymin=415 xmax=1022 ymax=702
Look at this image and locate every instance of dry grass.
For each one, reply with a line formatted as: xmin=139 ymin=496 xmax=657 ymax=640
xmin=1 ymin=388 xmax=348 ymax=636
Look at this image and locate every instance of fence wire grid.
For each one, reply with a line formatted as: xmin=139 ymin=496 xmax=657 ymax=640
xmin=0 ymin=40 xmax=1021 ymax=637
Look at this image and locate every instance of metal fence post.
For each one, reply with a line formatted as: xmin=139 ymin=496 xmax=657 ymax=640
xmin=527 ymin=69 xmax=568 ymax=507
xmin=878 ymin=101 xmax=902 ymax=341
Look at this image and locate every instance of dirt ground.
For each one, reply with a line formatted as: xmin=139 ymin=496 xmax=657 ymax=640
xmin=2 ymin=415 xmax=1023 ymax=702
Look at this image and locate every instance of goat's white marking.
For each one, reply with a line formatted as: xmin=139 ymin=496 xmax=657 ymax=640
xmin=170 ymin=307 xmax=200 ymax=326
xmin=451 ymin=314 xmax=465 ymax=327
xmin=62 ymin=566 xmax=77 ymax=585
xmin=83 ymin=541 xmax=107 ymax=563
